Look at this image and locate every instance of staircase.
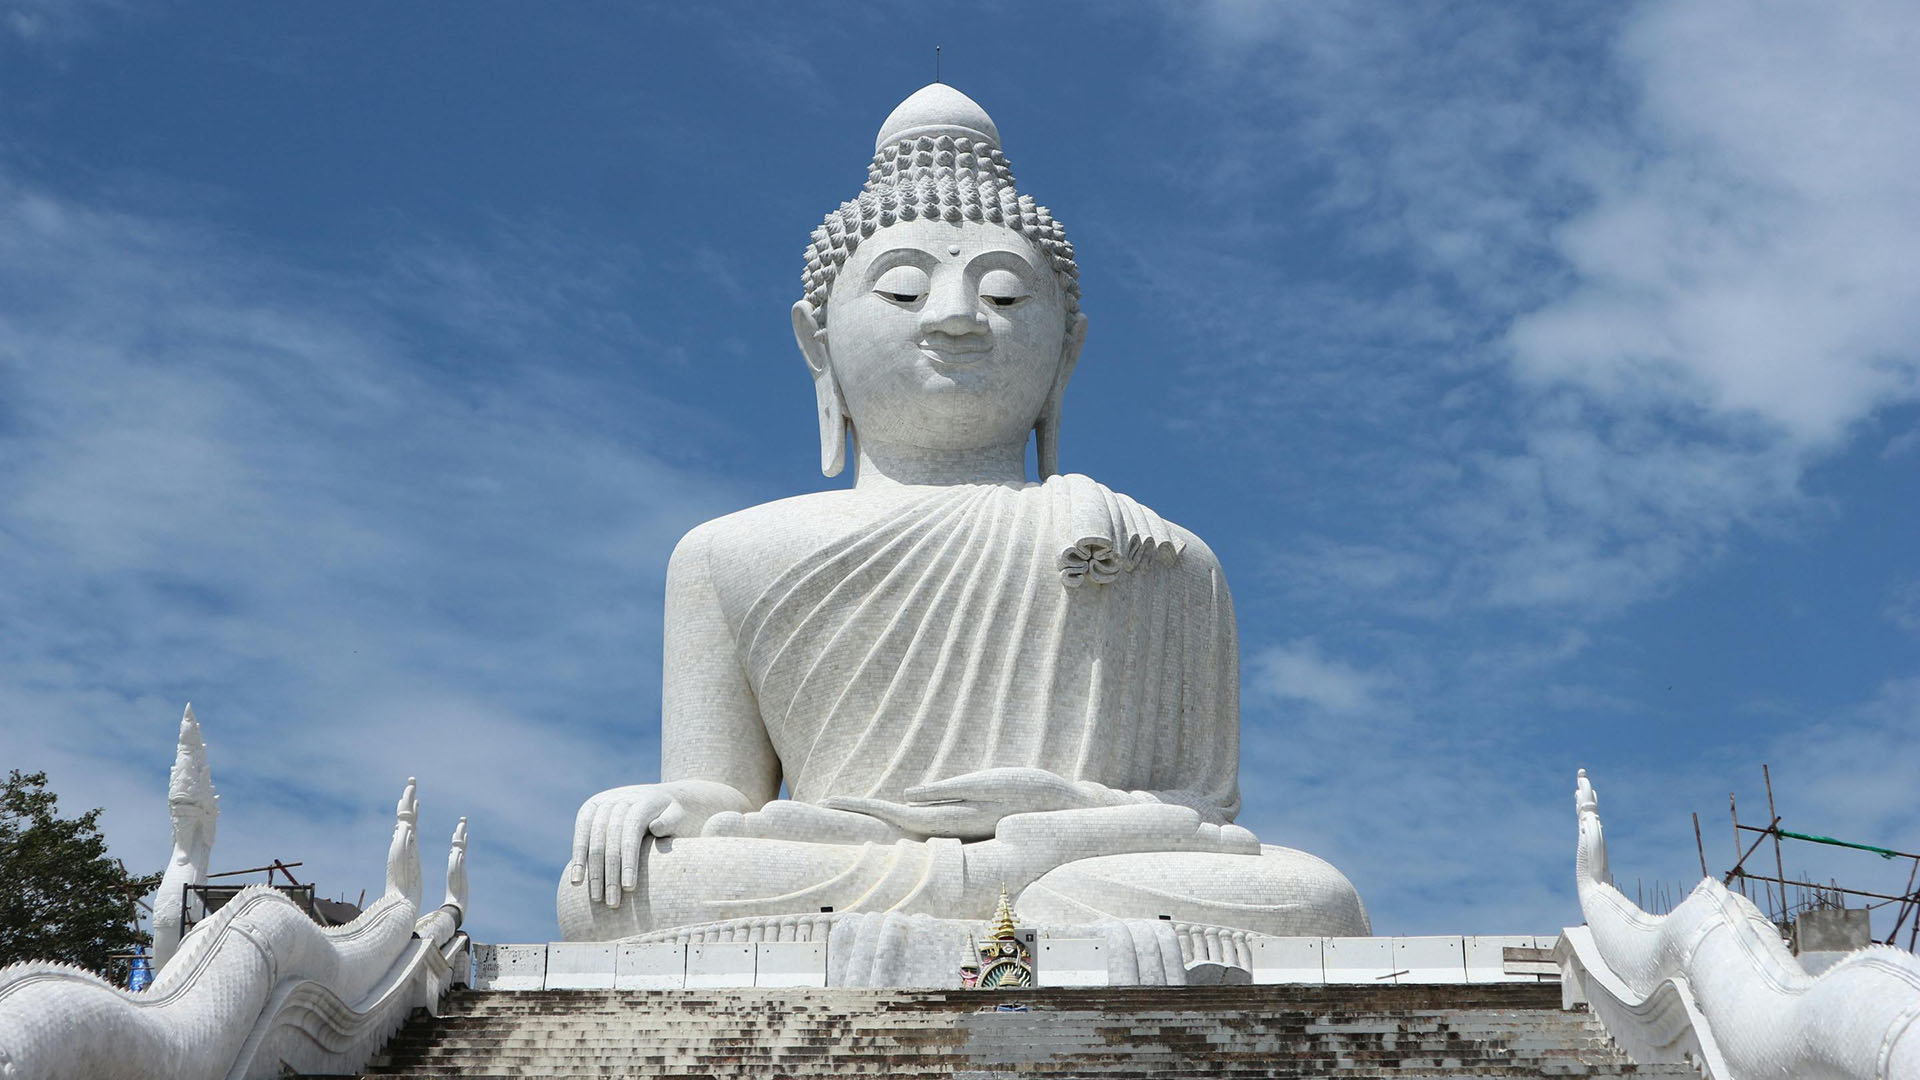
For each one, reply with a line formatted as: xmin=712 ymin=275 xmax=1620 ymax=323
xmin=333 ymin=983 xmax=1693 ymax=1078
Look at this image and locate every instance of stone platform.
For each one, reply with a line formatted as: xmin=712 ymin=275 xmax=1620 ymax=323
xmin=333 ymin=983 xmax=1692 ymax=1078
xmin=474 ymin=933 xmax=1562 ymax=991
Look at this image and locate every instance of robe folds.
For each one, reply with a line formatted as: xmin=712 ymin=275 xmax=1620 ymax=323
xmin=555 ymin=476 xmax=1376 ymax=942
xmin=721 ymin=474 xmax=1242 ymax=817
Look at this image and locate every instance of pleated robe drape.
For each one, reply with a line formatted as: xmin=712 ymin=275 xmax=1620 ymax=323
xmin=722 ymin=474 xmax=1242 ymax=819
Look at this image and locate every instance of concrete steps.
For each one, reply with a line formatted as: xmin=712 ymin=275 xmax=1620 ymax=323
xmin=337 ymin=984 xmax=1694 ymax=1078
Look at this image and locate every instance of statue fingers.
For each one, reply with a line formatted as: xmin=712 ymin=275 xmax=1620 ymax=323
xmin=620 ymin=812 xmax=649 ymax=890
xmin=648 ymin=800 xmax=686 ymax=838
xmin=587 ymin=800 xmax=616 ymax=903
xmin=701 ymin=810 xmax=748 ymax=837
xmin=901 ymin=776 xmax=989 ymax=804
xmin=568 ymin=798 xmax=598 ymax=885
xmin=904 ymin=802 xmax=999 ymax=840
xmin=904 ymin=767 xmax=1067 ymax=807
xmin=825 ymin=796 xmax=994 ymax=840
xmin=818 ymin=806 xmax=904 ymax=844
xmin=604 ymin=800 xmax=633 ymax=908
xmin=623 ymin=792 xmax=675 ymax=886
xmin=760 ymin=800 xmax=901 ymax=843
xmin=821 ymin=794 xmax=911 ymax=825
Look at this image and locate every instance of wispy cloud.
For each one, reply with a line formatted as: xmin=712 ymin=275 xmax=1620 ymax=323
xmin=0 ymin=163 xmax=745 ymax=941
xmin=1138 ymin=0 xmax=1920 ymax=935
xmin=1238 ymin=646 xmax=1920 ymax=936
xmin=1236 ymin=647 xmax=1577 ymax=935
xmin=1886 ymin=579 xmax=1920 ymax=635
xmin=1 ymin=0 xmax=123 ymax=46
xmin=1252 ymin=639 xmax=1386 ymax=714
xmin=1150 ymin=0 xmax=1920 ymax=619
xmin=1510 ymin=1 xmax=1920 ymax=446
xmin=1588 ymin=676 xmax=1920 ymax=938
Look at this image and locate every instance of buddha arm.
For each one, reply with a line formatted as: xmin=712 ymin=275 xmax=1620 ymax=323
xmin=658 ymin=521 xmax=780 ymax=807
xmin=571 ymin=525 xmax=778 ymax=906
xmin=827 ymin=769 xmax=1238 ymax=841
xmin=1166 ymin=548 xmax=1244 ymax=826
xmin=954 ymin=773 xmax=1238 ymax=826
xmin=1109 ymin=785 xmax=1236 ymax=826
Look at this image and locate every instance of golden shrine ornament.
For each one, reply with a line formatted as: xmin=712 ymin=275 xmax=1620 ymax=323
xmin=962 ymin=886 xmax=1034 ymax=990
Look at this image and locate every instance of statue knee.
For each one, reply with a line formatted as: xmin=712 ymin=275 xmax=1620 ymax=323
xmin=1254 ymin=844 xmax=1371 ymax=936
xmin=556 ymin=868 xmax=648 ymax=941
xmin=1016 ymin=847 xmax=1369 ymax=937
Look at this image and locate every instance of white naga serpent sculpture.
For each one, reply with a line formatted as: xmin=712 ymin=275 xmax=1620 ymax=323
xmin=1564 ymin=769 xmax=1920 ymax=1080
xmin=0 ymin=706 xmax=470 ymax=1080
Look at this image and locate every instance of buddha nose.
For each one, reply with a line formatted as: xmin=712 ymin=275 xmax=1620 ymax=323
xmin=920 ymin=287 xmax=987 ymax=338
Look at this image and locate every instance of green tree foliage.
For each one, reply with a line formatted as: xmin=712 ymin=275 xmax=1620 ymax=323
xmin=0 ymin=770 xmax=160 ymax=982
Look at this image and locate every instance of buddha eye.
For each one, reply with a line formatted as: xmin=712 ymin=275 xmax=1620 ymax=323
xmin=978 ymin=268 xmax=1029 ymax=310
xmin=873 ymin=265 xmax=929 ymax=305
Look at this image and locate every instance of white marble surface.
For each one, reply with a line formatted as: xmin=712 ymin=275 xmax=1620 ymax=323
xmin=557 ymin=82 xmax=1368 ymax=953
xmin=150 ymin=704 xmax=216 ymax=973
xmin=1562 ymin=770 xmax=1920 ymax=1080
xmin=0 ymin=710 xmax=471 ymax=1080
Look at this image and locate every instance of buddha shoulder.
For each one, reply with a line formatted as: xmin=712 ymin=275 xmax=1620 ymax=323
xmin=1151 ymin=519 xmax=1228 ymax=592
xmin=669 ymin=484 xmax=1228 ymax=613
xmin=665 ymin=490 xmax=885 ymax=609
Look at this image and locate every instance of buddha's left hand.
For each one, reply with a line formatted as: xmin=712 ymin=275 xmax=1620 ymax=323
xmin=824 ymin=767 xmax=1125 ymax=841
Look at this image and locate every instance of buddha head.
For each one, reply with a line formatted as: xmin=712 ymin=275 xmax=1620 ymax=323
xmin=792 ymin=84 xmax=1088 ymax=479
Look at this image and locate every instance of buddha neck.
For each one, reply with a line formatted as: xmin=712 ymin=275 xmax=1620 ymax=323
xmin=851 ymin=435 xmax=1029 ymax=490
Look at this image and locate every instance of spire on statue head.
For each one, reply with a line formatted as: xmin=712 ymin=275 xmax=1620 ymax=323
xmin=874 ymin=83 xmax=1001 ymax=153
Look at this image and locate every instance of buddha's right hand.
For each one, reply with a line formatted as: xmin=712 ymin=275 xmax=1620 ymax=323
xmin=567 ymin=780 xmax=751 ymax=907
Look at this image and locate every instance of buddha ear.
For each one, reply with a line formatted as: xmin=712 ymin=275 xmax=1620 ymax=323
xmin=1036 ymin=312 xmax=1087 ymax=479
xmin=792 ymin=300 xmax=847 ymax=478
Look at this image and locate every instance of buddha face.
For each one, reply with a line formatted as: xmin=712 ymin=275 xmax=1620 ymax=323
xmin=801 ymin=217 xmax=1085 ymax=456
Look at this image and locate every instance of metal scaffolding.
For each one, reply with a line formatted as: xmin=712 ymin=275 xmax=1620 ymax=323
xmin=1715 ymin=764 xmax=1920 ymax=950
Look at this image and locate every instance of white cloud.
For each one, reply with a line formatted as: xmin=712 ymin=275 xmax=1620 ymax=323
xmin=1155 ymin=0 xmax=1918 ymax=620
xmin=1237 ymin=658 xmax=1920 ymax=937
xmin=1768 ymin=678 xmax=1920 ymax=850
xmin=1 ymin=0 xmax=123 ymax=45
xmin=1236 ymin=645 xmax=1582 ymax=935
xmin=1886 ymin=579 xmax=1920 ymax=635
xmin=1511 ymin=0 xmax=1920 ymax=448
xmin=0 ymin=163 xmax=745 ymax=942
xmin=1147 ymin=2 xmax=1920 ymax=935
xmin=1251 ymin=639 xmax=1385 ymax=714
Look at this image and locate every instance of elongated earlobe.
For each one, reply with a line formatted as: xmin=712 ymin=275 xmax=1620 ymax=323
xmin=1036 ymin=313 xmax=1088 ymax=478
xmin=815 ymin=376 xmax=848 ymax=477
xmin=792 ymin=300 xmax=847 ymax=477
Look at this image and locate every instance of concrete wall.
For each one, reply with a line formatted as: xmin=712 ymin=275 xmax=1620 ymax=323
xmin=471 ymin=934 xmax=1561 ymax=991
xmin=1791 ymin=908 xmax=1871 ymax=954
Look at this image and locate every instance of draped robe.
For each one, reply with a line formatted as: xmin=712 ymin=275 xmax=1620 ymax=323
xmin=719 ymin=474 xmax=1241 ymax=815
xmin=557 ymin=476 xmax=1386 ymax=944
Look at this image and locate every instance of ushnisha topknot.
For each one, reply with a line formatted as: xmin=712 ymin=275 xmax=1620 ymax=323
xmin=801 ymin=84 xmax=1079 ymax=332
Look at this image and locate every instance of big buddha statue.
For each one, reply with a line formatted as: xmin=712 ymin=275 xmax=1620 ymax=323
xmin=557 ymin=84 xmax=1369 ymax=950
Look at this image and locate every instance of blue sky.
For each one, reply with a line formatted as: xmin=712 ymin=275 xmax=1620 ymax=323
xmin=3 ymin=1 xmax=1916 ymax=945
